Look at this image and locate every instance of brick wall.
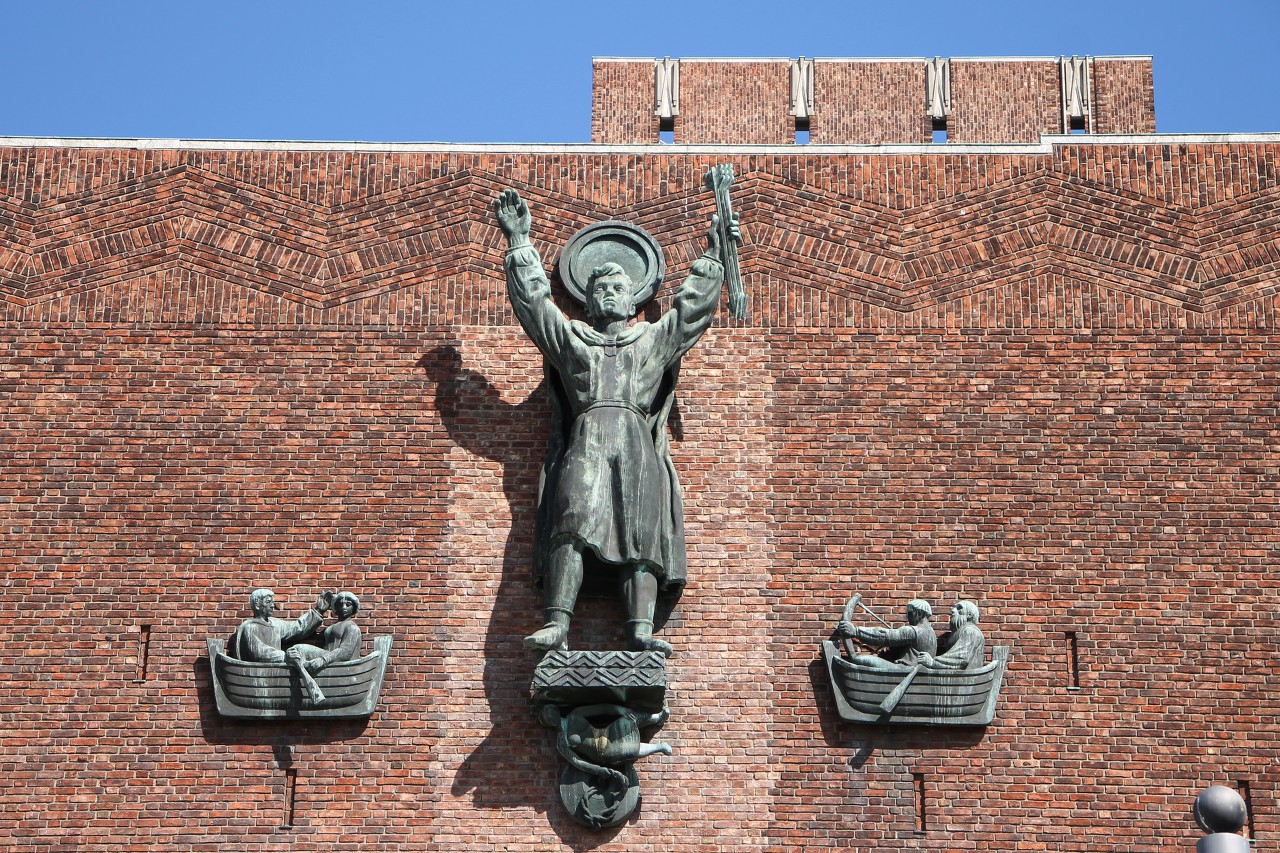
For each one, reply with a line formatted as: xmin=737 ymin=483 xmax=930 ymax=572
xmin=949 ymin=59 xmax=1062 ymax=143
xmin=810 ymin=61 xmax=930 ymax=145
xmin=1094 ymin=58 xmax=1158 ymax=133
xmin=677 ymin=60 xmax=793 ymax=145
xmin=2 ymin=140 xmax=1279 ymax=851
xmin=592 ymin=57 xmax=1156 ymax=144
xmin=591 ymin=60 xmax=658 ymax=143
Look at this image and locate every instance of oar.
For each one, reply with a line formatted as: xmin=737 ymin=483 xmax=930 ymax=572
xmin=877 ymin=665 xmax=922 ymax=716
xmin=840 ymin=594 xmax=862 ymax=660
xmin=294 ymin=658 xmax=327 ymax=705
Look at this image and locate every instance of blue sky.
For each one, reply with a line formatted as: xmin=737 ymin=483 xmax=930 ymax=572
xmin=2 ymin=0 xmax=1275 ymax=142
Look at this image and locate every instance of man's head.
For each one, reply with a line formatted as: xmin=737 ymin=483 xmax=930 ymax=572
xmin=906 ymin=599 xmax=933 ymax=625
xmin=585 ymin=262 xmax=636 ymax=324
xmin=950 ymin=600 xmax=979 ymax=630
xmin=249 ymin=588 xmax=276 ymax=618
xmin=333 ymin=591 xmax=360 ymax=620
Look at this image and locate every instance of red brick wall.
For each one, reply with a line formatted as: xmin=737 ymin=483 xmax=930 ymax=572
xmin=592 ymin=60 xmax=659 ymax=143
xmin=810 ymin=61 xmax=930 ymax=145
xmin=677 ymin=60 xmax=793 ymax=145
xmin=949 ymin=60 xmax=1063 ymax=143
xmin=1094 ymin=58 xmax=1158 ymax=133
xmin=2 ymin=141 xmax=1279 ymax=852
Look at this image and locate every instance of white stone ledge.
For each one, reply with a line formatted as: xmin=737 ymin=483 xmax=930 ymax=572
xmin=594 ymin=55 xmax=1152 ymax=64
xmin=1041 ymin=133 xmax=1280 ymax=144
xmin=0 ymin=133 xmax=1275 ymax=156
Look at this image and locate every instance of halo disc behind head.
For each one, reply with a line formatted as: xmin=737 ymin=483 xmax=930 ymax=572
xmin=559 ymin=221 xmax=665 ymax=308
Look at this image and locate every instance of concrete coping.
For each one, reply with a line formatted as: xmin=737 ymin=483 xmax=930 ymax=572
xmin=592 ymin=55 xmax=1153 ymax=63
xmin=0 ymin=133 xmax=1275 ymax=156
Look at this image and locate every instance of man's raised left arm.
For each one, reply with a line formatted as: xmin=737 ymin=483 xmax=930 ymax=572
xmin=662 ymin=213 xmax=740 ymax=360
xmin=279 ymin=591 xmax=332 ymax=645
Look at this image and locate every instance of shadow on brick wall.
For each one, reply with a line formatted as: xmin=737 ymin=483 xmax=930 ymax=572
xmin=424 ymin=344 xmax=552 ymax=813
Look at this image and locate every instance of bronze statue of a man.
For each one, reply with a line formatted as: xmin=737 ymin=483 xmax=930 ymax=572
xmin=232 ymin=588 xmax=335 ymax=702
xmin=920 ymin=600 xmax=986 ymax=670
xmin=838 ymin=598 xmax=937 ymax=669
xmin=494 ymin=188 xmax=737 ymax=657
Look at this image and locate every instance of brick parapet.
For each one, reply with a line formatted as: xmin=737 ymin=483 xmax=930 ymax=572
xmin=810 ymin=60 xmax=930 ymax=145
xmin=592 ymin=56 xmax=1155 ymax=144
xmin=948 ymin=59 xmax=1062 ymax=142
xmin=1093 ymin=57 xmax=1158 ymax=133
xmin=591 ymin=60 xmax=659 ymax=143
xmin=677 ymin=60 xmax=793 ymax=145
xmin=2 ymin=139 xmax=1279 ymax=851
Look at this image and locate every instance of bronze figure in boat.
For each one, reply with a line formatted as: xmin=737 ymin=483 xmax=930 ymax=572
xmin=207 ymin=588 xmax=391 ymax=720
xmin=824 ymin=595 xmax=1009 ymax=726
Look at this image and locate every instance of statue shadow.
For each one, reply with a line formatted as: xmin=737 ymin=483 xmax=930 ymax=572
xmin=808 ymin=651 xmax=987 ymax=766
xmin=192 ymin=655 xmax=372 ymax=746
xmin=423 ymin=342 xmax=684 ymax=836
xmin=420 ymin=344 xmax=561 ymax=817
xmin=419 ymin=343 xmax=540 ymax=809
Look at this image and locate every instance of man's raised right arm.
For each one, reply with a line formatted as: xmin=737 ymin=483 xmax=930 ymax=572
xmin=494 ymin=189 xmax=571 ymax=360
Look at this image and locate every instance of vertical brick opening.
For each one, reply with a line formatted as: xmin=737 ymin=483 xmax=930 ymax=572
xmin=1239 ymin=780 xmax=1255 ymax=839
xmin=280 ymin=768 xmax=298 ymax=830
xmin=913 ymin=772 xmax=928 ymax=833
xmin=1066 ymin=630 xmax=1081 ymax=690
xmin=133 ymin=624 xmax=152 ymax=683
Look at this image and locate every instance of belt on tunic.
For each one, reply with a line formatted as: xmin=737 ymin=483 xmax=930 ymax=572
xmin=576 ymin=400 xmax=648 ymax=419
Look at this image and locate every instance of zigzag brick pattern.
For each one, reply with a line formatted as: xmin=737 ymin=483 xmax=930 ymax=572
xmin=2 ymin=145 xmax=1279 ymax=330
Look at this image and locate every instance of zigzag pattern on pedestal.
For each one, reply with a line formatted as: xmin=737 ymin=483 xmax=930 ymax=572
xmin=532 ymin=649 xmax=667 ymax=689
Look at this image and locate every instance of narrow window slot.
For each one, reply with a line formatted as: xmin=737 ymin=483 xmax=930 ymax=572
xmin=795 ymin=116 xmax=810 ymax=145
xmin=1239 ymin=780 xmax=1255 ymax=839
xmin=1066 ymin=631 xmax=1081 ymax=690
xmin=913 ymin=772 xmax=928 ymax=833
xmin=133 ymin=624 xmax=152 ymax=683
xmin=1069 ymin=114 xmax=1086 ymax=133
xmin=659 ymin=115 xmax=674 ymax=144
xmin=280 ymin=768 xmax=298 ymax=830
xmin=932 ymin=117 xmax=948 ymax=144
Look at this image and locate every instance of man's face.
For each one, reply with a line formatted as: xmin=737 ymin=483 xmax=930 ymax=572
xmin=950 ymin=604 xmax=965 ymax=630
xmin=334 ymin=597 xmax=355 ymax=620
xmin=589 ymin=274 xmax=635 ymax=322
xmin=253 ymin=592 xmax=276 ymax=618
